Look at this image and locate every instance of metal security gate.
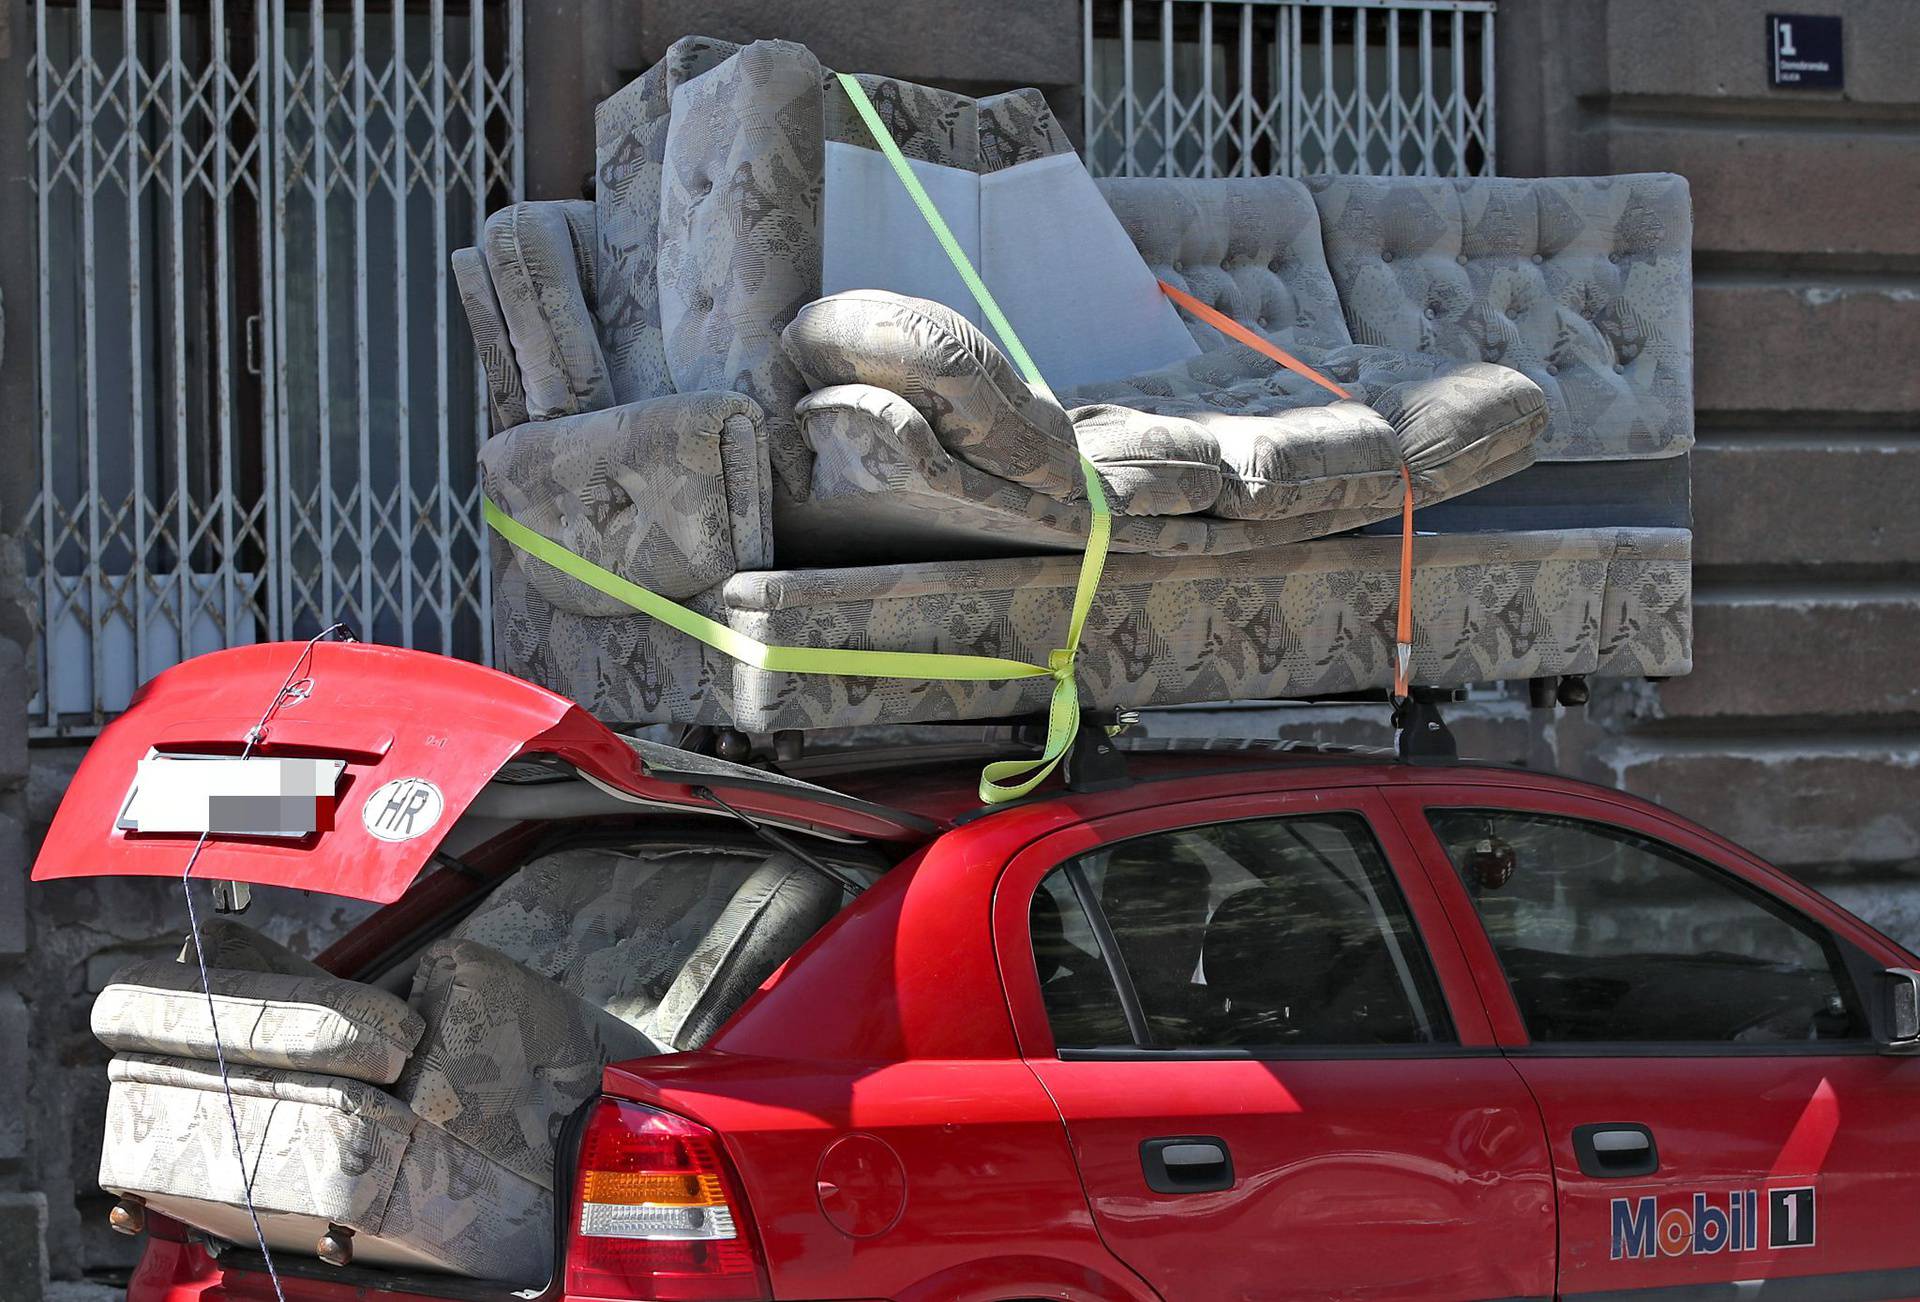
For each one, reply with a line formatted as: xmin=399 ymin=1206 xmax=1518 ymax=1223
xmin=27 ymin=0 xmax=521 ymax=735
xmin=1083 ymin=0 xmax=1495 ymax=178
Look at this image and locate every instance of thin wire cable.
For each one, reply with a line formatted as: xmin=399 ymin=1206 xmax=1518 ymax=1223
xmin=178 ymin=624 xmax=349 ymax=1301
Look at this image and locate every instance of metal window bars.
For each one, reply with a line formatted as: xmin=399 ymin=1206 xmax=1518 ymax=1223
xmin=1083 ymin=0 xmax=1495 ymax=179
xmin=26 ymin=0 xmax=521 ymax=736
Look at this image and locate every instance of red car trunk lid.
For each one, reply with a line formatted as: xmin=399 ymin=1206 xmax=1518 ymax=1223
xmin=33 ymin=641 xmax=936 ymax=903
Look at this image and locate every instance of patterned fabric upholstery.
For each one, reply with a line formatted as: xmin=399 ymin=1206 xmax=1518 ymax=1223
xmin=592 ymin=57 xmax=676 ymax=405
xmin=93 ymin=960 xmax=425 ymax=1085
xmin=99 ymin=1053 xmax=551 ymax=1282
xmin=1068 ymin=339 xmax=1547 ymax=511
xmin=481 ymin=201 xmax=614 ymax=420
xmin=180 ymin=916 xmax=328 ymax=977
xmin=1071 ymin=400 xmax=1403 ymax=521
xmin=92 ymin=920 xmax=663 ymax=1279
xmin=477 ymin=390 xmax=773 ymax=614
xmin=784 ymin=291 xmax=1085 ymax=499
xmin=646 ymin=854 xmax=843 ymax=1051
xmin=450 ymin=37 xmax=1693 ymax=733
xmin=500 ymin=526 xmax=1689 ymax=731
xmin=394 ymin=939 xmax=660 ymax=1191
xmin=658 ymin=39 xmax=826 ymax=501
xmin=1097 ymin=176 xmax=1354 ymax=356
xmin=453 ymin=247 xmax=530 ymax=431
xmin=454 ymin=846 xmax=757 ymax=1024
xmin=1307 ymin=173 xmax=1693 ymax=460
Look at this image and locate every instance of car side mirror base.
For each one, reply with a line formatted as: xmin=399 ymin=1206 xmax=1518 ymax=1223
xmin=1879 ymin=967 xmax=1920 ymax=1053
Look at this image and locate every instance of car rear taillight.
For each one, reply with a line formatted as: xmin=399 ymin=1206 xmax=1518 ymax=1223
xmin=566 ymin=1098 xmax=771 ymax=1302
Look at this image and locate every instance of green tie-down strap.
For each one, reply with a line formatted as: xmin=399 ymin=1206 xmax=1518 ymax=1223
xmin=484 ymin=74 xmax=1113 ymax=804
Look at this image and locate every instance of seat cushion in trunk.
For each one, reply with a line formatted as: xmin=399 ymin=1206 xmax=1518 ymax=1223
xmin=99 ymin=1054 xmax=551 ymax=1282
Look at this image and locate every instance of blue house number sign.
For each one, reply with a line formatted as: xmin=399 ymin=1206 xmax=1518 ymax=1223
xmin=1768 ymin=14 xmax=1843 ymax=90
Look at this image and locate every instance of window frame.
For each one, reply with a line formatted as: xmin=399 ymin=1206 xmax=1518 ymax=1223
xmin=991 ymin=786 xmax=1499 ymax=1063
xmin=1389 ymin=786 xmax=1889 ymax=1058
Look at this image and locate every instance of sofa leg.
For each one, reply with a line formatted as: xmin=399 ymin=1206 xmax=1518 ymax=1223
xmin=108 ymin=1196 xmax=146 ymax=1236
xmin=317 ymin=1223 xmax=354 ymax=1267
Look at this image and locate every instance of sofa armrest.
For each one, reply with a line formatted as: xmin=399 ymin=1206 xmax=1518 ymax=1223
xmin=92 ymin=959 xmax=426 ymax=1086
xmin=782 ymin=291 xmax=1085 ymax=501
xmin=395 ymin=940 xmax=660 ymax=1192
xmin=791 ymin=384 xmax=1097 ymax=559
xmin=479 ymin=390 xmax=773 ymax=618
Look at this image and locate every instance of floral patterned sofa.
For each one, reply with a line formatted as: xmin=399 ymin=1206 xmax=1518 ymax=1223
xmin=459 ymin=36 xmax=1693 ymax=732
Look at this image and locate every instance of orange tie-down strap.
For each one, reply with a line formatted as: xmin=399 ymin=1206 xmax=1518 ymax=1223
xmin=1156 ymin=278 xmax=1416 ymax=698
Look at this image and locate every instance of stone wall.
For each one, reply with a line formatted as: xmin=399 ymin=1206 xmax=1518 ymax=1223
xmin=1496 ymin=0 xmax=1920 ymax=941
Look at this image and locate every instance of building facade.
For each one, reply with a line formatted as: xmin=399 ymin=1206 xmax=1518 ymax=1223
xmin=0 ymin=0 xmax=1915 ymax=1289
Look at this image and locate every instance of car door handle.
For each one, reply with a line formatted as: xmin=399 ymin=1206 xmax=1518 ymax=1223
xmin=1572 ymin=1123 xmax=1660 ymax=1178
xmin=1141 ymin=1136 xmax=1235 ymax=1193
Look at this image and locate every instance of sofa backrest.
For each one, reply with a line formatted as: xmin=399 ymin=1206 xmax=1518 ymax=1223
xmin=456 ymin=39 xmax=1692 ymax=475
xmin=1096 ymin=175 xmax=1355 ymax=357
xmin=1308 ymin=174 xmax=1693 ymax=460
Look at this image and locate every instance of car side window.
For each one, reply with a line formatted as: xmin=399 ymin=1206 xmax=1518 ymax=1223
xmin=1428 ymin=810 xmax=1867 ymax=1045
xmin=1031 ymin=814 xmax=1452 ymax=1051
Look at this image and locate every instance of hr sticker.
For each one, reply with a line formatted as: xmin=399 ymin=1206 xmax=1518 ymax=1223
xmin=361 ymin=777 xmax=445 ymax=842
xmin=1610 ymin=1187 xmax=1816 ymax=1260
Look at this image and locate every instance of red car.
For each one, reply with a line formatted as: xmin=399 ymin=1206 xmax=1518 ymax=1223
xmin=34 ymin=643 xmax=1920 ymax=1302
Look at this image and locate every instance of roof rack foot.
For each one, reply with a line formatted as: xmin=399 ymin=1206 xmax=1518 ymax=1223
xmin=1393 ymin=689 xmax=1458 ymax=765
xmin=1528 ymin=676 xmax=1560 ymax=710
xmin=1064 ymin=714 xmax=1132 ymax=793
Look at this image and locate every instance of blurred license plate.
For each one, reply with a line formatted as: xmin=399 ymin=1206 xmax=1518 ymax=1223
xmin=117 ymin=755 xmax=346 ymax=838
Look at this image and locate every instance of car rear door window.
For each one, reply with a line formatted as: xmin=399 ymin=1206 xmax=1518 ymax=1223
xmin=1032 ymin=814 xmax=1452 ymax=1050
xmin=1426 ymin=810 xmax=1867 ymax=1044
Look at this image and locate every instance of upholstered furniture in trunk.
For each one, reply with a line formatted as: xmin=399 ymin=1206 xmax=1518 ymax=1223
xmin=92 ymin=851 xmax=843 ymax=1281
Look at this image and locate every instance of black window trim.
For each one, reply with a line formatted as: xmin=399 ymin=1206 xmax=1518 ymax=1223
xmin=1425 ymin=806 xmax=1877 ymax=1053
xmin=1035 ymin=808 xmax=1461 ymax=1061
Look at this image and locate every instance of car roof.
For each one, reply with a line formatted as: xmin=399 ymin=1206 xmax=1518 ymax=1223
xmin=775 ymin=734 xmax=1652 ymax=830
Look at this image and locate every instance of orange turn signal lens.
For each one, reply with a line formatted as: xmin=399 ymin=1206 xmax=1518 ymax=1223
xmin=579 ymin=1169 xmax=725 ymax=1208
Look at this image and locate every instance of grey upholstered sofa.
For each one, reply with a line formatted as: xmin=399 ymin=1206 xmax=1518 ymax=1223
xmin=461 ymin=36 xmax=1693 ymax=732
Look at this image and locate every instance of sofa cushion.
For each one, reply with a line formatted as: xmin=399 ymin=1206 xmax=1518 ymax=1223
xmin=1072 ymin=401 xmax=1405 ymax=522
xmin=1307 ymin=173 xmax=1692 ymax=460
xmin=483 ymin=202 xmax=615 ymax=420
xmin=784 ymin=290 xmax=1083 ymax=499
xmin=1068 ymin=340 xmax=1545 ymax=507
xmin=99 ymin=1053 xmax=552 ymax=1282
xmin=100 ymin=1053 xmax=415 ymax=1226
xmin=93 ymin=960 xmax=426 ymax=1086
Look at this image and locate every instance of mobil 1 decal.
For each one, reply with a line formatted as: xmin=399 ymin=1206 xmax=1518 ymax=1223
xmin=1611 ymin=1186 xmax=1816 ymax=1260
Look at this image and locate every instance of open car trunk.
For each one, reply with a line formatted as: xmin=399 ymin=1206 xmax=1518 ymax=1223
xmin=33 ymin=641 xmax=934 ymax=1290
